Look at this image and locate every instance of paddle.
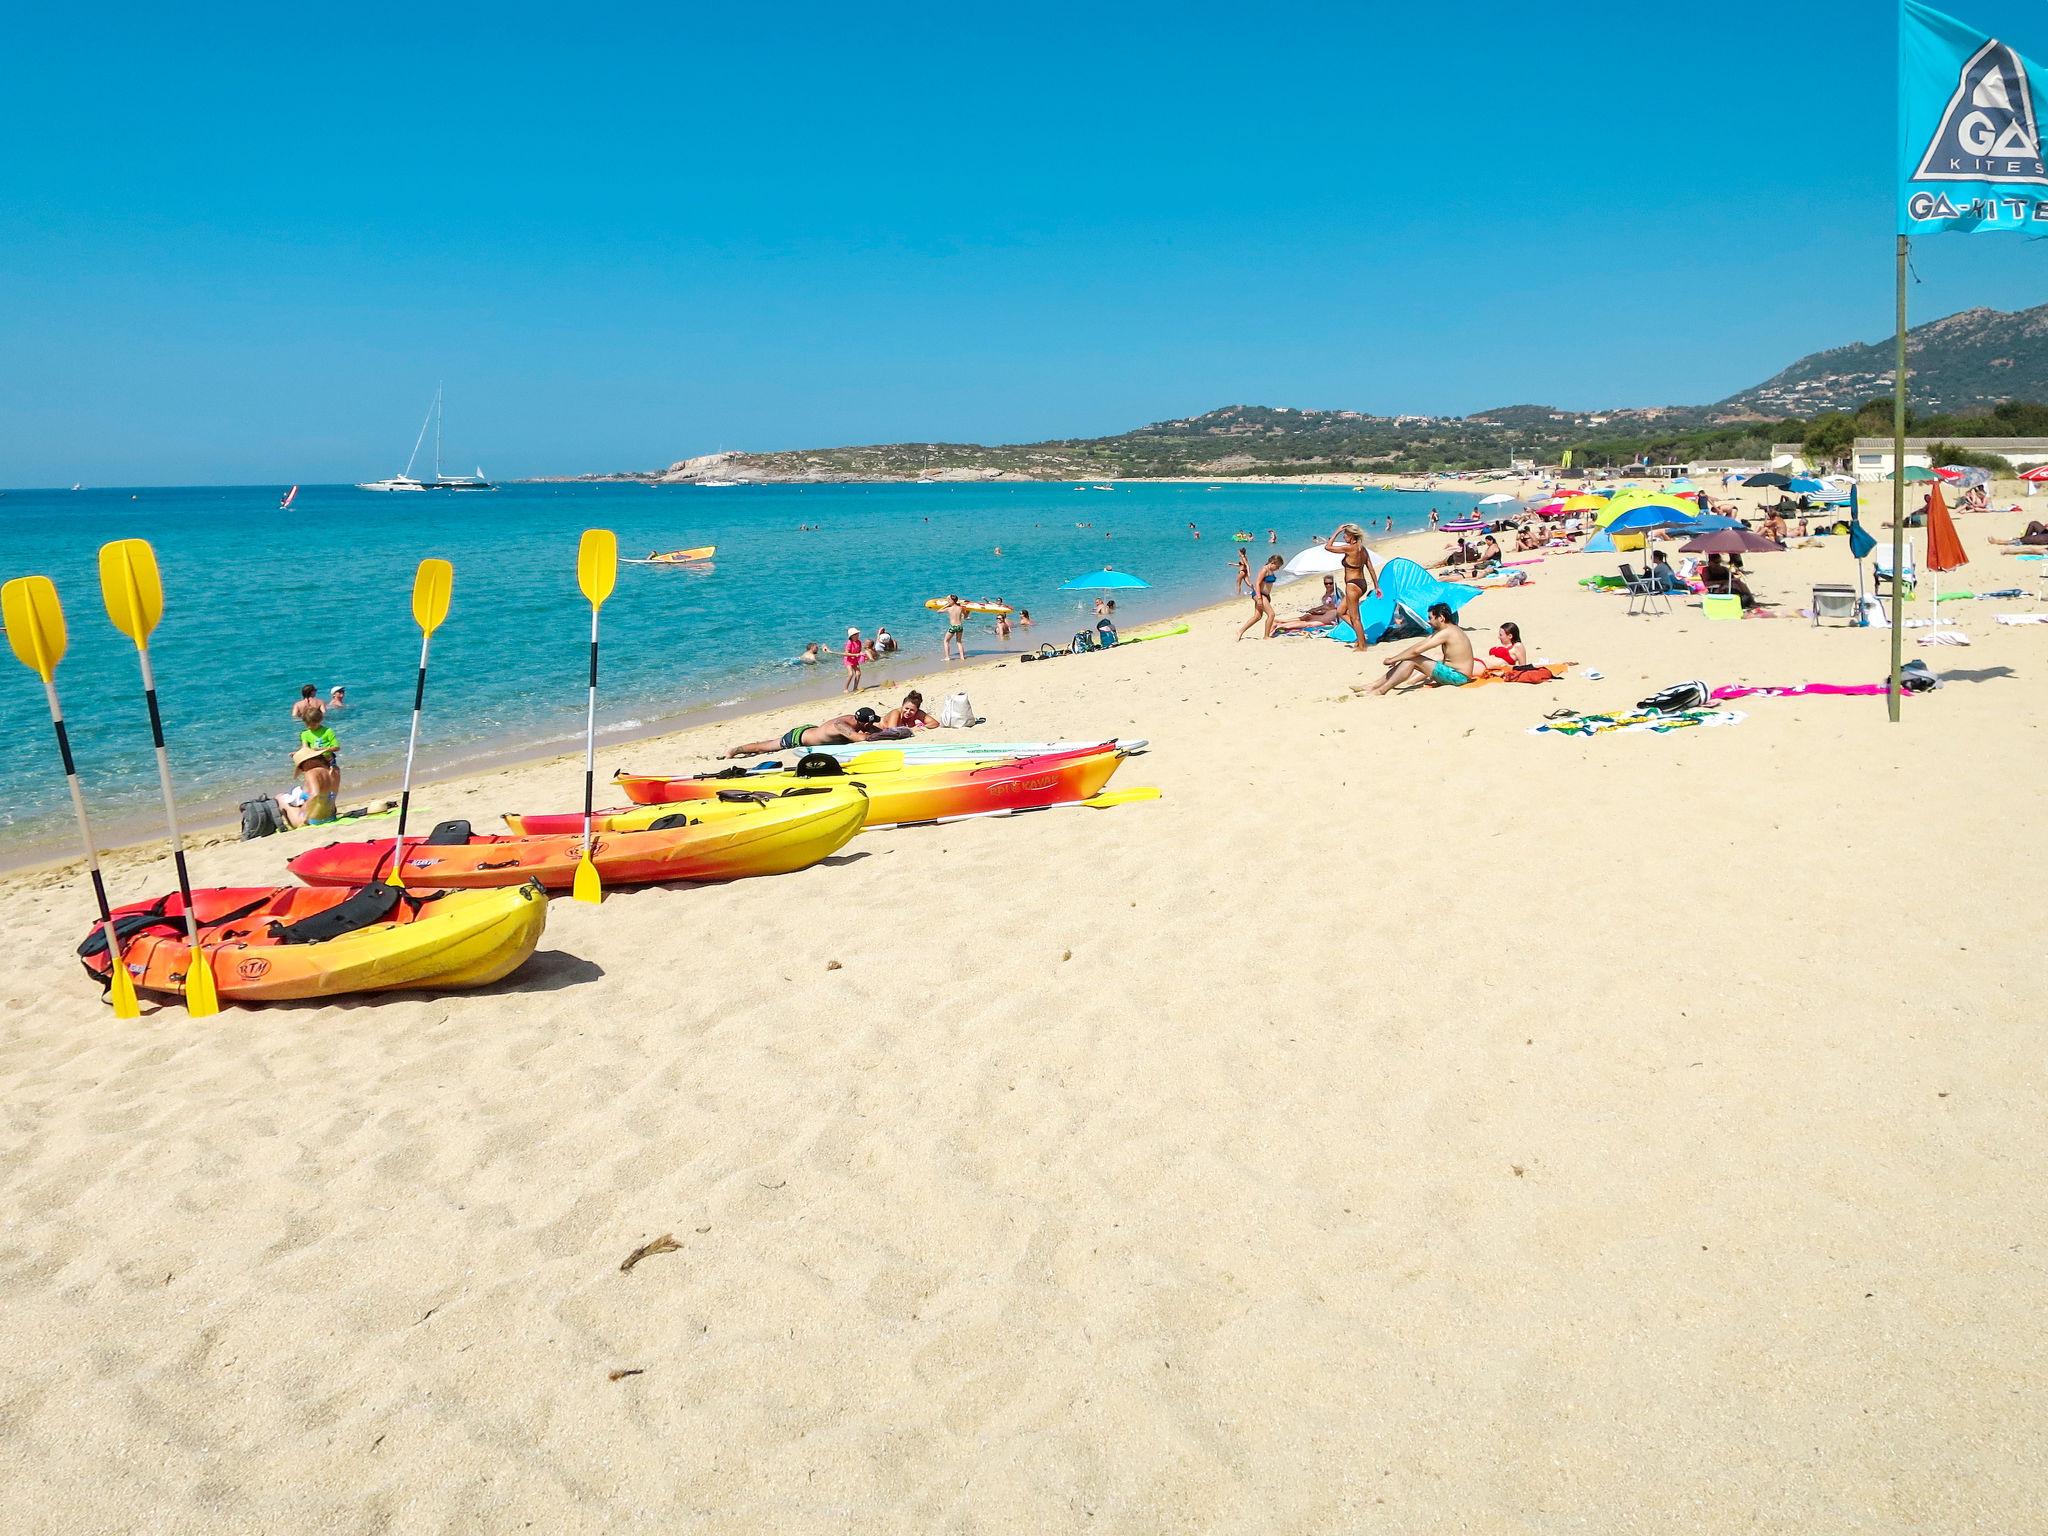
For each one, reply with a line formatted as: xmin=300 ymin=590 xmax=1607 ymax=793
xmin=96 ymin=539 xmax=219 ymax=1017
xmin=2 ymin=576 xmax=142 ymax=1019
xmin=871 ymin=785 xmax=1160 ymax=831
xmin=840 ymin=749 xmax=906 ymax=773
xmin=387 ymin=558 xmax=454 ymax=886
xmin=574 ymin=529 xmax=617 ymax=904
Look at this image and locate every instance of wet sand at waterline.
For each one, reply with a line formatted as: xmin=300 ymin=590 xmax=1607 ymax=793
xmin=2 ymin=498 xmax=2043 ymax=1531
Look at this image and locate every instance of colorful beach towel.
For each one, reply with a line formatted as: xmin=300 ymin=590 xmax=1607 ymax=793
xmin=1708 ymin=683 xmax=1891 ymax=701
xmin=1530 ymin=708 xmax=1744 ymax=738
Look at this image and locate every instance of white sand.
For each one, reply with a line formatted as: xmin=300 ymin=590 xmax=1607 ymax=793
xmin=1 ymin=494 xmax=2044 ymax=1532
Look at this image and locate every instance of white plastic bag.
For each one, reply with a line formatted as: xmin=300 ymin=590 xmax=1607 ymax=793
xmin=938 ymin=691 xmax=975 ymax=728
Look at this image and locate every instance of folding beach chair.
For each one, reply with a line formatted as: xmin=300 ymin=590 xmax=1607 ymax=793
xmin=1620 ymin=564 xmax=1670 ymax=617
xmin=1811 ymin=583 xmax=1859 ymax=627
xmin=1872 ymin=546 xmax=1917 ymax=595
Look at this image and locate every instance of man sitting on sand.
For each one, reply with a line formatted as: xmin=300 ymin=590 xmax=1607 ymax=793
xmin=723 ymin=707 xmax=891 ymax=758
xmin=1360 ymin=603 xmax=1481 ymax=694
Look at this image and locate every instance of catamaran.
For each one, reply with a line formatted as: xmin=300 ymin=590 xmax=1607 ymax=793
xmin=358 ymin=388 xmax=496 ymax=492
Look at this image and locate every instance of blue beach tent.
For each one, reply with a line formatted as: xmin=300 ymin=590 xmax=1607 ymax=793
xmin=1327 ymin=557 xmax=1482 ymax=644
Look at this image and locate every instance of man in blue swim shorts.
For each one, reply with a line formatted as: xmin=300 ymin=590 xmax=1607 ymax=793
xmin=1362 ymin=602 xmax=1481 ymax=695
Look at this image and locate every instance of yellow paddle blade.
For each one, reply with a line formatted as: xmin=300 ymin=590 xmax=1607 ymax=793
xmin=98 ymin=538 xmax=165 ymax=647
xmin=2 ymin=575 xmax=67 ymax=681
xmin=106 ymin=941 xmax=141 ymax=1019
xmin=843 ymin=749 xmax=906 ymax=772
xmin=578 ymin=529 xmax=618 ymax=609
xmin=1083 ymin=786 xmax=1162 ymax=807
xmin=184 ymin=946 xmax=221 ymax=1018
xmin=411 ymin=558 xmax=454 ymax=635
xmin=572 ymin=851 xmax=603 ymax=905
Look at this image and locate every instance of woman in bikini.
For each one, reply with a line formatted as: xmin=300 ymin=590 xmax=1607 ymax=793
xmin=1236 ymin=554 xmax=1285 ymax=640
xmin=1234 ymin=547 xmax=1251 ymax=595
xmin=1323 ymin=524 xmax=1381 ymax=651
xmin=1486 ymin=621 xmax=1526 ymax=668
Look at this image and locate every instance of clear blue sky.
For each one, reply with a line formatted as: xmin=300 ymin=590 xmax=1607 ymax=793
xmin=7 ymin=0 xmax=2048 ymax=485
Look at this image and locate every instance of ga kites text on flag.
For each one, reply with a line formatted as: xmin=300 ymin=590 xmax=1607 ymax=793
xmin=1901 ymin=0 xmax=2048 ymax=233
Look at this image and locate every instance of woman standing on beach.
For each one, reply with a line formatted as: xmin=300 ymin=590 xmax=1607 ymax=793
xmin=1237 ymin=554 xmax=1284 ymax=640
xmin=1323 ymin=524 xmax=1381 ymax=653
xmin=1234 ymin=546 xmax=1251 ymax=595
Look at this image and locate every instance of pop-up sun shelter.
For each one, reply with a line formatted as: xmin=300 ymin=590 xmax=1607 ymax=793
xmin=1327 ymin=557 xmax=1482 ymax=644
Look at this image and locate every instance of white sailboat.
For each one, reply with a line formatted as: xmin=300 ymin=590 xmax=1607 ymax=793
xmin=358 ymin=388 xmax=495 ymax=492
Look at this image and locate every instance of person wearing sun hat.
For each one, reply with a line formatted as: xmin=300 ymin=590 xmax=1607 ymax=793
xmin=842 ymin=626 xmax=864 ymax=693
xmin=283 ymin=743 xmax=341 ymax=827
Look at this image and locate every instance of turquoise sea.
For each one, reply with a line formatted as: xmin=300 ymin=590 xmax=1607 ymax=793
xmin=0 ymin=480 xmax=1482 ymax=860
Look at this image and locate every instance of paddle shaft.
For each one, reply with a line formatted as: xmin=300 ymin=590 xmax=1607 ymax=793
xmin=37 ymin=673 xmax=128 ymax=963
xmin=132 ymin=642 xmax=203 ymax=948
xmin=581 ymin=606 xmax=599 ymax=852
xmin=391 ymin=628 xmax=433 ymax=859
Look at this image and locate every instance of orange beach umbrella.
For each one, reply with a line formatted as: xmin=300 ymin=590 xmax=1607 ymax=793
xmin=1922 ymin=485 xmax=1968 ymax=634
xmin=1923 ymin=484 xmax=1968 ymax=573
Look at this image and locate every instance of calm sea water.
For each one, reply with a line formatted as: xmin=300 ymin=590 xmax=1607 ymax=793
xmin=0 ymin=480 xmax=1480 ymax=857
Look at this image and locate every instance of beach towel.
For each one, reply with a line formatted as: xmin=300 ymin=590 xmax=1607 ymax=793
xmin=1530 ymin=708 xmax=1744 ymax=738
xmin=1708 ymin=683 xmax=1892 ymax=700
xmin=1917 ymin=632 xmax=1971 ymax=646
xmin=1995 ymin=614 xmax=2048 ymax=625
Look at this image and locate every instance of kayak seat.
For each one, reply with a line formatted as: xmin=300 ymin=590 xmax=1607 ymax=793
xmin=268 ymin=883 xmax=405 ymax=945
xmin=793 ymin=753 xmax=845 ymax=778
xmin=646 ymin=813 xmax=698 ymax=831
xmin=714 ymin=790 xmax=773 ymax=804
xmin=76 ymin=893 xmax=272 ymax=962
xmin=425 ymin=819 xmax=474 ymax=845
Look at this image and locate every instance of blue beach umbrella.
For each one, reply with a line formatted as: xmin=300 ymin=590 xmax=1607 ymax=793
xmin=1685 ymin=514 xmax=1746 ymax=532
xmin=1059 ymin=569 xmax=1150 ymax=590
xmin=1603 ymin=505 xmax=1698 ymax=535
xmin=1787 ymin=477 xmax=1826 ymax=493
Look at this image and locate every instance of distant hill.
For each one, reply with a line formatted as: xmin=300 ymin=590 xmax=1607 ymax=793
xmin=591 ymin=303 xmax=2048 ymax=483
xmin=1719 ymin=302 xmax=2048 ymax=417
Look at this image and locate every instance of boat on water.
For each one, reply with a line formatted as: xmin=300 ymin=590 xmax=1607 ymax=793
xmin=279 ymin=485 xmax=299 ymax=510
xmin=626 ymin=545 xmax=716 ymax=565
xmin=695 ymin=478 xmax=740 ymax=488
xmin=359 ymin=387 xmax=496 ymax=492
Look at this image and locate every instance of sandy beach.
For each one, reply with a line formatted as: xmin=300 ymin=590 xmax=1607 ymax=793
xmin=3 ymin=492 xmax=2044 ymax=1531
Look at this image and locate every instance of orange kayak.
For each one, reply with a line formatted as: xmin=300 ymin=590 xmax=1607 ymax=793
xmin=607 ymin=747 xmax=1125 ymax=827
xmin=289 ymin=787 xmax=868 ymax=891
xmin=77 ymin=882 xmax=548 ymax=1004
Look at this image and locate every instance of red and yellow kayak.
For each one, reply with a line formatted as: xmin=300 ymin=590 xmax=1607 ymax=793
xmin=77 ymin=882 xmax=548 ymax=1004
xmin=288 ymin=785 xmax=868 ymax=891
xmin=601 ymin=747 xmax=1125 ymax=828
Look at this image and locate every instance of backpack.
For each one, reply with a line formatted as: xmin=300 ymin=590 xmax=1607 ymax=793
xmin=937 ymin=692 xmax=976 ymax=727
xmin=1638 ymin=680 xmax=1707 ymax=714
xmin=1070 ymin=630 xmax=1098 ymax=654
xmin=1095 ymin=621 xmax=1119 ymax=647
xmin=240 ymin=796 xmax=286 ymax=840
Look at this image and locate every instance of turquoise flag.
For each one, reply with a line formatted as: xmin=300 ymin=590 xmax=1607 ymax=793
xmin=1901 ymin=0 xmax=2048 ymax=234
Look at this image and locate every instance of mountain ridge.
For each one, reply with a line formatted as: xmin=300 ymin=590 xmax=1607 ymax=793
xmin=575 ymin=302 xmax=2048 ymax=483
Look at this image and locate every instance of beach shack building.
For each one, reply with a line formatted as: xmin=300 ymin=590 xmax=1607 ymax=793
xmin=1849 ymin=436 xmax=2048 ymax=479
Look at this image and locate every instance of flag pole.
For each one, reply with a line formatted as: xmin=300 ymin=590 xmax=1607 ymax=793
xmin=1887 ymin=233 xmax=1908 ymax=721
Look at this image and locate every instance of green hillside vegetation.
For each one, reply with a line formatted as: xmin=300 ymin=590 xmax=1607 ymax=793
xmin=629 ymin=304 xmax=2048 ymax=483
